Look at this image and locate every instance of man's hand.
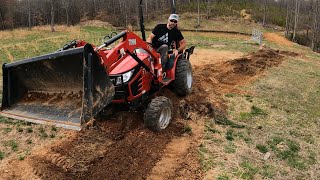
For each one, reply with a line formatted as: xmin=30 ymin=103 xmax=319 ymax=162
xmin=147 ymin=33 xmax=155 ymax=44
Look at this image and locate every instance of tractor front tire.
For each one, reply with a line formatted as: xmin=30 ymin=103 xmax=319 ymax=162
xmin=173 ymin=59 xmax=193 ymax=96
xmin=144 ymin=96 xmax=173 ymax=132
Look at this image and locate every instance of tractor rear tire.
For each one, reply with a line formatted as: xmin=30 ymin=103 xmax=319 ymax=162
xmin=173 ymin=59 xmax=193 ymax=96
xmin=144 ymin=96 xmax=173 ymax=132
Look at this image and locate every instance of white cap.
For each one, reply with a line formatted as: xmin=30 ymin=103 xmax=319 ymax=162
xmin=169 ymin=14 xmax=179 ymax=21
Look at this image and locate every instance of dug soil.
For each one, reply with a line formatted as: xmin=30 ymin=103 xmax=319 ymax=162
xmin=0 ymin=48 xmax=297 ymax=179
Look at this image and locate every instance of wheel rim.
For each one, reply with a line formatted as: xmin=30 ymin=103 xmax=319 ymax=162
xmin=159 ymin=106 xmax=172 ymax=129
xmin=186 ymin=67 xmax=192 ymax=89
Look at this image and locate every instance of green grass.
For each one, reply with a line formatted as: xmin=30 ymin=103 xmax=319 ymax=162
xmin=0 ymin=116 xmax=29 ymax=126
xmin=217 ymin=174 xmax=230 ymax=180
xmin=18 ymin=154 xmax=25 ymax=161
xmin=26 ymin=127 xmax=33 ymax=133
xmin=215 ymin=117 xmax=245 ymax=128
xmin=225 ymin=129 xmax=234 ymax=141
xmin=182 ymin=32 xmax=257 ymax=53
xmin=267 ymin=136 xmax=284 ymax=151
xmin=39 ymin=127 xmax=48 ymax=139
xmin=4 ymin=140 xmax=19 ymax=151
xmin=256 ymin=144 xmax=268 ymax=153
xmin=224 ymin=142 xmax=236 ymax=154
xmin=0 ymin=151 xmax=4 ymax=160
xmin=239 ymin=106 xmax=267 ymax=120
xmin=212 ymin=46 xmax=320 ymax=178
xmin=183 ymin=125 xmax=193 ymax=134
xmin=225 ymin=93 xmax=236 ymax=98
xmin=0 ymin=25 xmax=115 ymax=63
xmin=261 ymin=164 xmax=276 ymax=178
xmin=205 ymin=124 xmax=220 ymax=134
xmin=198 ymin=143 xmax=215 ymax=172
xmin=3 ymin=127 xmax=12 ymax=133
xmin=198 ymin=32 xmax=320 ymax=179
xmin=237 ymin=161 xmax=259 ymax=180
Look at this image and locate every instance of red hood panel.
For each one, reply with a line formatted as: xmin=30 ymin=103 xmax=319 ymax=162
xmin=110 ymin=53 xmax=148 ymax=75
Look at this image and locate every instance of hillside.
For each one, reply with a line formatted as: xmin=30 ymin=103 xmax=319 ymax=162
xmin=0 ymin=18 xmax=320 ymax=179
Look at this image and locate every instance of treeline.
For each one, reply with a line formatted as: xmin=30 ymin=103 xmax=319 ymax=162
xmin=0 ymin=0 xmax=288 ymax=29
xmin=0 ymin=0 xmax=319 ymax=51
xmin=284 ymin=0 xmax=320 ymax=51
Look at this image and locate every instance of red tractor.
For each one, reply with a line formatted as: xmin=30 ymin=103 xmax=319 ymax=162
xmin=0 ymin=1 xmax=194 ymax=131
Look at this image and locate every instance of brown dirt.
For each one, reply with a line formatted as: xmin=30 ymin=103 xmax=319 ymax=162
xmin=0 ymin=47 xmax=296 ymax=179
xmin=22 ymin=91 xmax=82 ymax=107
xmin=264 ymin=32 xmax=295 ymax=47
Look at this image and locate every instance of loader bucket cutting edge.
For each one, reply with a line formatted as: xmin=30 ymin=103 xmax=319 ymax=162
xmin=1 ymin=44 xmax=115 ymax=130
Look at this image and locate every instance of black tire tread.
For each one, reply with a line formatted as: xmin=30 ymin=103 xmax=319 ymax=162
xmin=174 ymin=59 xmax=192 ymax=96
xmin=144 ymin=96 xmax=173 ymax=132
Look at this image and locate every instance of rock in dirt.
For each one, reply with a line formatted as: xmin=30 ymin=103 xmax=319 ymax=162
xmin=263 ymin=152 xmax=271 ymax=161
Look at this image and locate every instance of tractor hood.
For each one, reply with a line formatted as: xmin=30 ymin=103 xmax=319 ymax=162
xmin=110 ymin=53 xmax=149 ymax=75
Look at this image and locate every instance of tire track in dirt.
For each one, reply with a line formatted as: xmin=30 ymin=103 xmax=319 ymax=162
xmin=0 ymin=48 xmax=298 ymax=179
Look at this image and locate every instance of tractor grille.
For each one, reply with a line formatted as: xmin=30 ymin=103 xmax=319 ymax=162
xmin=131 ymin=74 xmax=142 ymax=96
xmin=113 ymin=85 xmax=127 ymax=100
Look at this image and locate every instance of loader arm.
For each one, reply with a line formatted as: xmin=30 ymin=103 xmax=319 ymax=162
xmin=96 ymin=31 xmax=163 ymax=79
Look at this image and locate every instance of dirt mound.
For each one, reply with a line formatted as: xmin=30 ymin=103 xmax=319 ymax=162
xmin=229 ymin=48 xmax=284 ymax=75
xmin=279 ymin=50 xmax=299 ymax=57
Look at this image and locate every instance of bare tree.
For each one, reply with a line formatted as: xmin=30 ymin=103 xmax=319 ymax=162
xmin=292 ymin=0 xmax=300 ymax=41
xmin=28 ymin=0 xmax=32 ymax=30
xmin=145 ymin=0 xmax=148 ymax=19
xmin=206 ymin=0 xmax=211 ymax=19
xmin=197 ymin=0 xmax=200 ymax=27
xmin=262 ymin=0 xmax=267 ymax=26
xmin=0 ymin=4 xmax=4 ymax=29
xmin=50 ymin=0 xmax=55 ymax=32
xmin=285 ymin=0 xmax=291 ymax=38
xmin=311 ymin=0 xmax=319 ymax=51
xmin=61 ymin=0 xmax=71 ymax=26
xmin=285 ymin=0 xmax=295 ymax=39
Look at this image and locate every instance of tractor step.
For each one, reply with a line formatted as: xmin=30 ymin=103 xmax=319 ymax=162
xmin=163 ymin=77 xmax=172 ymax=83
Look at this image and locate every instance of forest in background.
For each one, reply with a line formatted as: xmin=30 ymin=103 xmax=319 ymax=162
xmin=0 ymin=0 xmax=319 ymax=51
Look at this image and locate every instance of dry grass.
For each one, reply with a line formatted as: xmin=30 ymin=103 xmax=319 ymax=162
xmin=146 ymin=13 xmax=267 ymax=34
xmin=0 ymin=23 xmax=115 ymax=164
xmin=0 ymin=28 xmax=35 ymax=40
xmin=0 ymin=23 xmax=116 ymax=63
xmin=203 ymin=54 xmax=320 ymax=179
xmin=2 ymin=47 xmax=14 ymax=62
xmin=0 ymin=117 xmax=69 ymax=167
xmin=197 ymin=33 xmax=320 ymax=179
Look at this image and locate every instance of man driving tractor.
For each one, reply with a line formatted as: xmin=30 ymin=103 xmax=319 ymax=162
xmin=147 ymin=13 xmax=187 ymax=69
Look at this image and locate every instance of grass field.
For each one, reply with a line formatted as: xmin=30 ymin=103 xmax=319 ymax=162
xmin=199 ymin=40 xmax=320 ymax=178
xmin=0 ymin=19 xmax=319 ymax=179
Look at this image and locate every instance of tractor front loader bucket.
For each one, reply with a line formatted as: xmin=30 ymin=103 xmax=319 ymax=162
xmin=1 ymin=44 xmax=115 ymax=130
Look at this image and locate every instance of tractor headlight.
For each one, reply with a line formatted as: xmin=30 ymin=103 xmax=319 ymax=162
xmin=114 ymin=69 xmax=134 ymax=85
xmin=122 ymin=69 xmax=134 ymax=83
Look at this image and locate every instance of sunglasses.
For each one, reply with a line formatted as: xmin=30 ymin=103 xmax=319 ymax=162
xmin=170 ymin=19 xmax=178 ymax=23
